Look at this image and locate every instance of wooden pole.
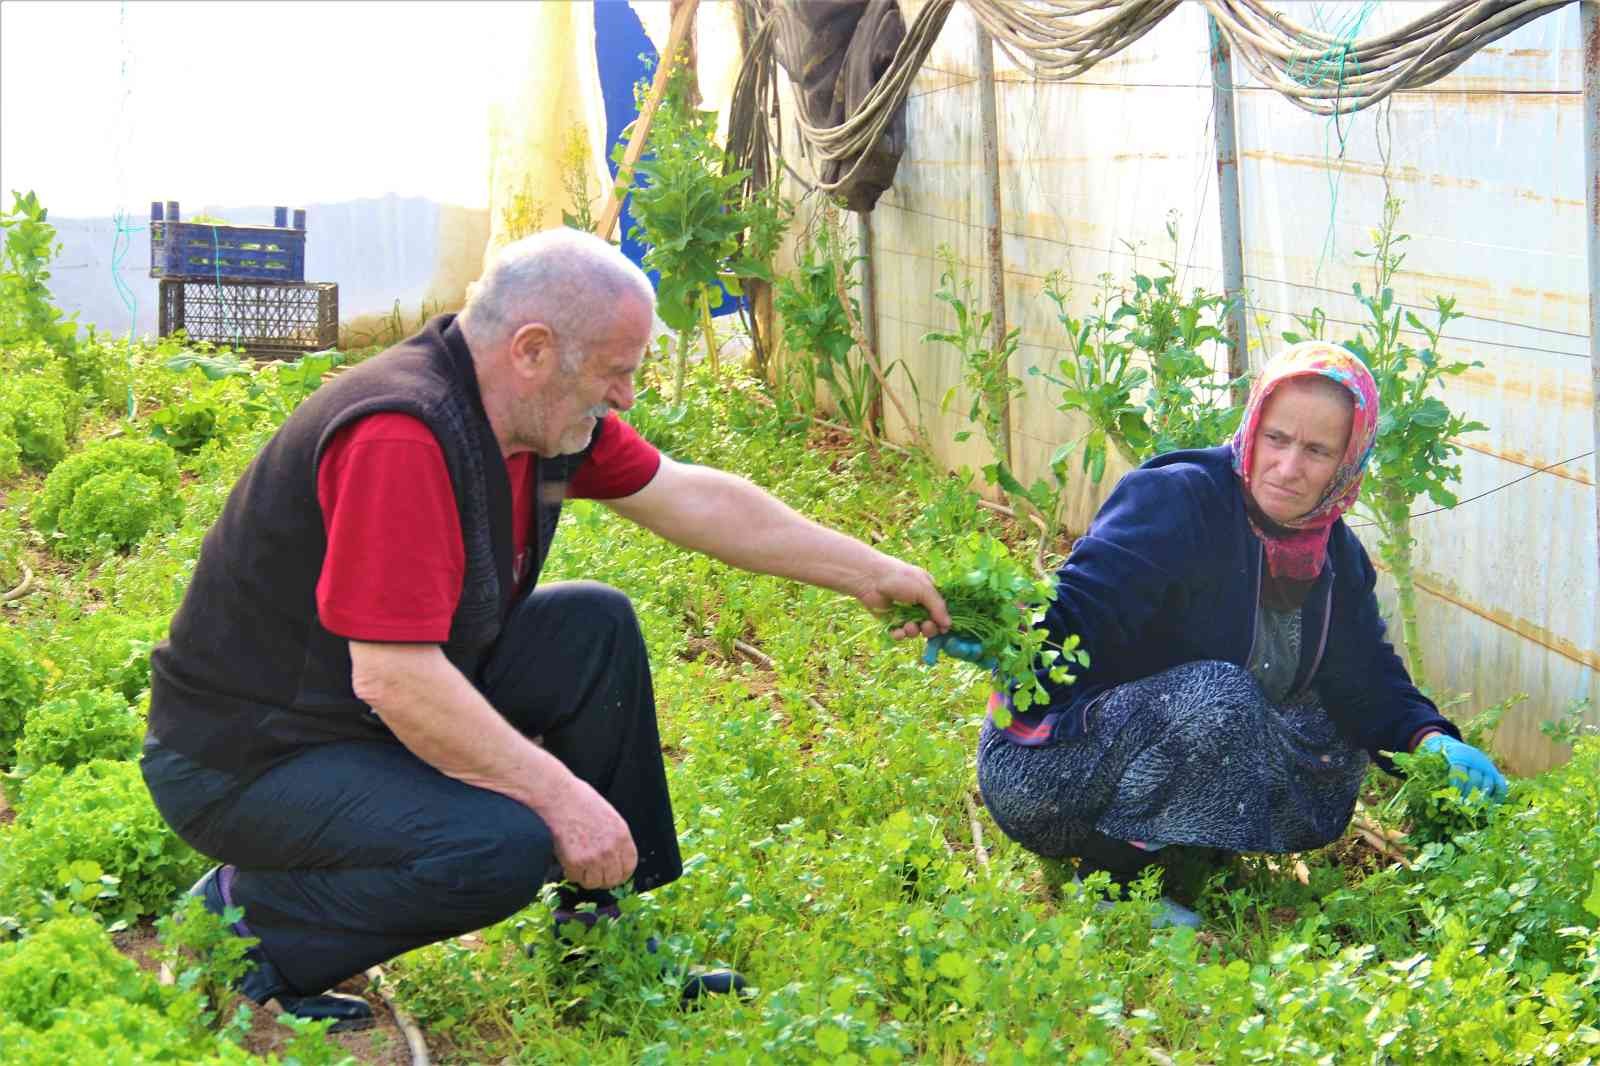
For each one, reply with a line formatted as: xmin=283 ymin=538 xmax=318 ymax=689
xmin=857 ymin=210 xmax=883 ymax=431
xmin=976 ymin=26 xmax=1013 ymax=468
xmin=1209 ymin=16 xmax=1250 ymax=405
xmin=595 ymin=0 xmax=701 ymax=243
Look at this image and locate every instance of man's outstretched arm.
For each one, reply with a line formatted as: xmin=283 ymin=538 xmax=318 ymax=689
xmin=348 ymin=641 xmax=636 ymax=890
xmin=604 ymin=456 xmax=951 ymax=636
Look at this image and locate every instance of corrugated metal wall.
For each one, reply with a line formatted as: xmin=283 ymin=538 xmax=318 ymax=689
xmin=777 ymin=1 xmax=1595 ymax=773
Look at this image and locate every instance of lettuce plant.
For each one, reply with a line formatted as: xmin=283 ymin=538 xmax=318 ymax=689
xmin=34 ymin=438 xmax=180 ymax=534
xmin=59 ymin=469 xmax=167 ymax=557
xmin=0 ymin=430 xmax=19 ymax=483
xmin=0 ymin=375 xmax=73 ymax=472
xmin=34 ymin=438 xmax=183 ymax=557
xmin=9 ymin=689 xmax=143 ymax=782
xmin=0 ymin=628 xmax=46 ymax=769
xmin=49 ymin=611 xmax=165 ymax=701
xmin=0 ymin=759 xmax=206 ymax=929
xmin=0 ymin=915 xmax=179 ymax=1028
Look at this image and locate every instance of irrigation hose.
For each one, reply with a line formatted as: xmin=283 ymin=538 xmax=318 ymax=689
xmin=2 ymin=563 xmax=35 ymax=603
xmin=365 ymin=966 xmax=431 ymax=1066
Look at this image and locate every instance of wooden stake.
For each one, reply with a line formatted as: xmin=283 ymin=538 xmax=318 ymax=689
xmin=595 ymin=0 xmax=701 ymax=243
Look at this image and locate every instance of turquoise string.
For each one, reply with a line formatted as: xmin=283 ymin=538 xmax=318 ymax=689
xmin=1288 ymin=2 xmax=1377 ymax=285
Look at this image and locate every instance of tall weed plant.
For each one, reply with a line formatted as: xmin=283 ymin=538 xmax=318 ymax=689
xmin=1285 ymin=197 xmax=1485 ymax=687
xmin=1041 ymin=217 xmax=1241 ymax=490
xmin=773 ymin=212 xmax=876 ymax=438
xmin=925 ymin=246 xmax=1066 ymax=561
xmin=626 ymin=54 xmax=789 ymax=402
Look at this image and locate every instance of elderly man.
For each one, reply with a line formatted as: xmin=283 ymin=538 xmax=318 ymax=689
xmin=141 ymin=229 xmax=950 ymax=1028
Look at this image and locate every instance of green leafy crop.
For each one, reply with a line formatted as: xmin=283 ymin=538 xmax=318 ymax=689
xmin=0 ymin=915 xmax=272 ymax=1065
xmin=0 ymin=430 xmax=19 ymax=483
xmin=49 ymin=611 xmax=165 ymax=702
xmin=0 ymin=191 xmax=79 ymax=357
xmin=889 ymin=534 xmax=1086 ymax=724
xmin=10 ymin=689 xmax=143 ymax=782
xmin=157 ymin=895 xmax=258 ymax=1023
xmin=0 ymin=759 xmax=206 ymax=930
xmin=0 ymin=627 xmax=46 ymax=769
xmin=1390 ymin=746 xmax=1497 ymax=846
xmin=774 ymin=217 xmax=877 ymax=439
xmin=0 ymin=374 xmax=74 ymax=472
xmin=0 ymin=914 xmax=178 ymax=1028
xmin=60 ymin=469 xmax=168 ymax=557
xmin=34 ymin=437 xmax=182 ymax=557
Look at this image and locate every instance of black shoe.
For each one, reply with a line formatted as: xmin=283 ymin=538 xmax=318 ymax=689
xmin=674 ymin=958 xmax=749 ymax=1002
xmin=274 ymin=990 xmax=378 ymax=1032
xmin=549 ymin=908 xmax=751 ymax=1003
xmin=189 ymin=866 xmax=376 ymax=1033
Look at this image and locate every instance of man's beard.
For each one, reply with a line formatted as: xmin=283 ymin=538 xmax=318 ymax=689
xmin=554 ymin=404 xmax=611 ymax=455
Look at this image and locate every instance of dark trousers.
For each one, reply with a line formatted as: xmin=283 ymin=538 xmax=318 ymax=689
xmin=142 ymin=581 xmax=681 ymax=995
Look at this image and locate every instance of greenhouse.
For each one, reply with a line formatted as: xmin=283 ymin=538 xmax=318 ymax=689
xmin=0 ymin=0 xmax=1596 ymax=1062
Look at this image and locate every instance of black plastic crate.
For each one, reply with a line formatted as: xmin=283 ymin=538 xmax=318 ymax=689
xmin=149 ymin=200 xmax=307 ymax=282
xmin=158 ymin=278 xmax=338 ymax=356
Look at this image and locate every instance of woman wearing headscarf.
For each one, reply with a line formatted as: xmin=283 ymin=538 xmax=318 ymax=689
xmin=946 ymin=341 xmax=1507 ymax=927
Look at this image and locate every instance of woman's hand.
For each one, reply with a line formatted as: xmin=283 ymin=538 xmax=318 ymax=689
xmin=1416 ymin=734 xmax=1508 ymax=802
xmin=922 ymin=633 xmax=997 ymax=669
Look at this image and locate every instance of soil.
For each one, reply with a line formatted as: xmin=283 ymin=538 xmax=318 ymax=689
xmin=110 ymin=922 xmax=422 ymax=1065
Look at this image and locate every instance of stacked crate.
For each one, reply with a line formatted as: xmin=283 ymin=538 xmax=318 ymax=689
xmin=150 ymin=201 xmax=338 ymax=355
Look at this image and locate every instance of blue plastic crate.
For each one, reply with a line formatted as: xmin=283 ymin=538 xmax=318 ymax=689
xmin=149 ymin=201 xmax=307 ymax=283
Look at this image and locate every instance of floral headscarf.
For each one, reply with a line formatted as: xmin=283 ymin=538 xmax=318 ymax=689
xmin=1230 ymin=341 xmax=1380 ymax=581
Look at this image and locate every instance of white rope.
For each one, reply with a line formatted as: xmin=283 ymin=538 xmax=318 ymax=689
xmin=1204 ymin=0 xmax=1568 ymax=115
xmin=742 ymin=0 xmax=1572 ymax=188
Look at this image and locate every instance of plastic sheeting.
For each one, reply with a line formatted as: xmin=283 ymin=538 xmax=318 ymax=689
xmin=0 ymin=0 xmax=749 ymax=338
xmin=484 ymin=4 xmax=605 ymax=258
xmin=777 ymin=1 xmax=1593 ymax=773
xmin=0 ymin=0 xmax=526 ymax=335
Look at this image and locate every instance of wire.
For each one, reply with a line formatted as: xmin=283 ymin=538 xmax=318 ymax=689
xmin=870 ymin=199 xmax=1590 ymax=362
xmin=1343 ymin=450 xmax=1595 ymax=528
xmin=1247 ymin=303 xmax=1587 ymax=361
xmin=908 ymin=76 xmax=979 ymax=100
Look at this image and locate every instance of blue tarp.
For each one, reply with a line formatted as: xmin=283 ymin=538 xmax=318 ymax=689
xmin=593 ymin=0 xmax=741 ymax=319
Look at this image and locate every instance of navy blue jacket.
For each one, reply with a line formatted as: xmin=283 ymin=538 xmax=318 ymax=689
xmin=1034 ymin=445 xmax=1457 ymax=771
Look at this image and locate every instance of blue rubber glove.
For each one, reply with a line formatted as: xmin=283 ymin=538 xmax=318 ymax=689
xmin=922 ymin=633 xmax=996 ymax=670
xmin=1417 ymin=734 xmax=1508 ymax=802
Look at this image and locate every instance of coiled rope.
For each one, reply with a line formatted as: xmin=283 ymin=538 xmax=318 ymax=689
xmin=728 ymin=0 xmax=1573 ymax=191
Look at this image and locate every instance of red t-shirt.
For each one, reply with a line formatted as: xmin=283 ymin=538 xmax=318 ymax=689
xmin=315 ymin=412 xmax=659 ymax=642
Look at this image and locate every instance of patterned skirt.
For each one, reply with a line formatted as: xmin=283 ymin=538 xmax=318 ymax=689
xmin=975 ymin=660 xmax=1369 ymax=857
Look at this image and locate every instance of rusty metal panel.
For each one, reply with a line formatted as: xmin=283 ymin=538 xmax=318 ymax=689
xmin=780 ymin=1 xmax=1594 ymax=772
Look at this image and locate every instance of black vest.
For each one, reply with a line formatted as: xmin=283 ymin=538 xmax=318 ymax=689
xmin=147 ymin=314 xmax=597 ymax=773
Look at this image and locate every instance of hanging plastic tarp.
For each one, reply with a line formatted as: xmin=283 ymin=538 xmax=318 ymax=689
xmin=772 ymin=0 xmax=908 ymax=212
xmin=483 ymin=2 xmax=612 ymax=262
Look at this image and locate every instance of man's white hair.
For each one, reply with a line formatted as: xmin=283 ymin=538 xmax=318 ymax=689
xmin=461 ymin=229 xmax=655 ymax=372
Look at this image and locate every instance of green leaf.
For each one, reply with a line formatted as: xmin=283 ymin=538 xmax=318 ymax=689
xmin=815 ymin=1025 xmax=849 ymax=1056
xmin=1408 ymin=398 xmax=1451 ymax=428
